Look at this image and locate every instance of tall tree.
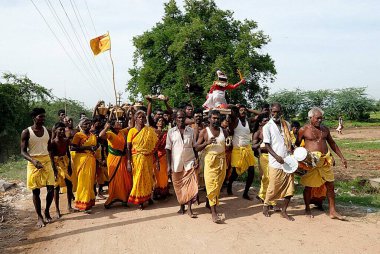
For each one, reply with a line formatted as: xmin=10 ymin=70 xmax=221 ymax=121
xmin=127 ymin=0 xmax=276 ymax=107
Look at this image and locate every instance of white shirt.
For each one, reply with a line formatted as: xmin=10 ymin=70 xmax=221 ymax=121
xmin=262 ymin=119 xmax=290 ymax=169
xmin=165 ymin=126 xmax=196 ymax=172
xmin=232 ymin=119 xmax=252 ymax=147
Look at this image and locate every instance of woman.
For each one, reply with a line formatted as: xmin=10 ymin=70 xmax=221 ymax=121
xmin=153 ymin=117 xmax=169 ymax=200
xmin=99 ymin=120 xmax=133 ymax=208
xmin=70 ymin=118 xmax=98 ymax=213
xmin=127 ymin=110 xmax=158 ymax=209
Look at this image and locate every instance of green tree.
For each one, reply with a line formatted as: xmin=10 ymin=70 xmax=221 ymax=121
xmin=127 ymin=0 xmax=276 ymax=108
xmin=267 ymin=89 xmax=304 ymax=119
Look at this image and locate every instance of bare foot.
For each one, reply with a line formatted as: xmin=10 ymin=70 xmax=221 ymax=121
xmin=44 ymin=210 xmax=52 ymax=223
xmin=67 ymin=207 xmax=75 ymax=213
xmin=56 ymin=210 xmax=61 ymax=219
xmin=242 ymin=193 xmax=253 ymax=201
xmin=305 ymin=209 xmax=314 ymax=218
xmin=84 ymin=209 xmax=92 ymax=214
xmin=271 ymin=205 xmax=281 ymax=212
xmin=177 ymin=205 xmax=186 ymax=214
xmin=212 ymin=214 xmax=222 ymax=224
xmin=263 ymin=206 xmax=270 ymax=217
xmin=281 ymin=211 xmax=295 ymax=221
xmin=255 ymin=195 xmax=264 ymax=203
xmin=36 ymin=216 xmax=46 ymax=228
xmin=187 ymin=209 xmax=197 ymax=218
xmin=330 ymin=212 xmax=347 ymax=221
xmin=139 ymin=204 xmax=144 ymax=210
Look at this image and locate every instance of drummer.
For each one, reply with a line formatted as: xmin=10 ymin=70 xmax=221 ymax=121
xmin=262 ymin=103 xmax=295 ymax=221
xmin=296 ymin=107 xmax=347 ymax=220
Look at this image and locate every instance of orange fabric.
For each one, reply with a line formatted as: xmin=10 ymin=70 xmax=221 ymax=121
xmin=105 ymin=130 xmax=132 ymax=205
xmin=311 ymin=184 xmax=327 ymax=199
xmin=153 ymin=133 xmax=168 ymax=196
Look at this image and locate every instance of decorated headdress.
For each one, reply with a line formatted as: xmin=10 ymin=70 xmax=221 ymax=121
xmin=216 ymin=70 xmax=228 ymax=87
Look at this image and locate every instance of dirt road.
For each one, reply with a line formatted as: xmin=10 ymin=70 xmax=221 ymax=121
xmin=3 ymin=184 xmax=380 ymax=254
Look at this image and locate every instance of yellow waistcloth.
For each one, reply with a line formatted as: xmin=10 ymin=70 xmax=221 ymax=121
xmin=54 ymin=155 xmax=71 ymax=187
xmin=27 ymin=155 xmax=55 ymax=190
xmin=127 ymin=127 xmax=158 ymax=204
xmin=257 ymin=153 xmax=275 ymax=205
xmin=204 ymin=151 xmax=226 ymax=206
xmin=264 ymin=166 xmax=294 ymax=205
xmin=72 ymin=132 xmax=97 ymax=211
xmin=231 ymin=145 xmax=256 ymax=175
xmin=300 ymin=151 xmax=334 ymax=188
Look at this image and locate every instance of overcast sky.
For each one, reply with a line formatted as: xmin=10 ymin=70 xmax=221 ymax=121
xmin=1 ymin=0 xmax=379 ymax=107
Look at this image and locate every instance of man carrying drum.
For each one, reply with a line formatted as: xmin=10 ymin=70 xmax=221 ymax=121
xmin=296 ymin=107 xmax=347 ymax=220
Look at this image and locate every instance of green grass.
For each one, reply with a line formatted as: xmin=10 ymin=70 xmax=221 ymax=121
xmin=0 ymin=156 xmax=27 ymax=182
xmin=299 ymin=112 xmax=380 ymax=128
xmin=335 ymin=139 xmax=380 ymax=150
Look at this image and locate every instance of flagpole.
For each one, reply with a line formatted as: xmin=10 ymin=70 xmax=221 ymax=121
xmin=108 ymin=32 xmax=119 ymax=121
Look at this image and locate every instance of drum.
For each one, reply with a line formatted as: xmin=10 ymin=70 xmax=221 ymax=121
xmin=294 ymin=147 xmax=320 ymax=171
xmin=283 ymin=156 xmax=298 ymax=174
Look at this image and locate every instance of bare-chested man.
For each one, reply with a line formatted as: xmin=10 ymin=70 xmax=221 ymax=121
xmin=51 ymin=122 xmax=73 ymax=217
xmin=21 ymin=108 xmax=56 ymax=228
xmin=296 ymin=107 xmax=347 ymax=220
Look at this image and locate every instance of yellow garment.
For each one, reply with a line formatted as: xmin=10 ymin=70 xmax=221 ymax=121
xmin=127 ymin=127 xmax=158 ymax=204
xmin=27 ymin=155 xmax=55 ymax=190
xmin=231 ymin=145 xmax=256 ymax=175
xmin=204 ymin=151 xmax=226 ymax=206
xmin=301 ymin=151 xmax=335 ymax=188
xmin=69 ymin=150 xmax=78 ymax=192
xmin=72 ymin=132 xmax=97 ymax=211
xmin=90 ymin=32 xmax=111 ymax=55
xmin=53 ymin=155 xmax=71 ymax=187
xmin=264 ymin=166 xmax=294 ymax=205
xmin=257 ymin=153 xmax=275 ymax=206
xmin=291 ymin=131 xmax=305 ymax=147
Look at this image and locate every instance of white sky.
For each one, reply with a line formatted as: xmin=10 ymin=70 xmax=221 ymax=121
xmin=1 ymin=0 xmax=379 ymax=108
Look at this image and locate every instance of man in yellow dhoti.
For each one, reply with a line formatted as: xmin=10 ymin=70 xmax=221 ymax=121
xmin=70 ymin=118 xmax=98 ymax=213
xmin=166 ymin=110 xmax=199 ymax=218
xmin=21 ymin=108 xmax=56 ymax=228
xmin=227 ymin=105 xmax=256 ymax=200
xmin=196 ymin=110 xmax=229 ymax=223
xmin=51 ymin=122 xmax=74 ymax=217
xmin=262 ymin=103 xmax=295 ymax=221
xmin=127 ymin=110 xmax=158 ymax=210
xmin=296 ymin=107 xmax=347 ymax=220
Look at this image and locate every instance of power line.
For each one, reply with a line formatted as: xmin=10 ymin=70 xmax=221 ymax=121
xmin=29 ymin=0 xmax=103 ymax=98
xmin=57 ymin=0 xmax=113 ymax=99
xmin=44 ymin=0 xmax=107 ymax=98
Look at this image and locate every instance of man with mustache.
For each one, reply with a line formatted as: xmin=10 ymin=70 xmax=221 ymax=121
xmin=262 ymin=103 xmax=295 ymax=221
xmin=196 ymin=110 xmax=229 ymax=223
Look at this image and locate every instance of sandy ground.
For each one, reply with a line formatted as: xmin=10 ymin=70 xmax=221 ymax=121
xmin=2 ymin=184 xmax=380 ymax=254
xmin=1 ymin=128 xmax=380 ymax=254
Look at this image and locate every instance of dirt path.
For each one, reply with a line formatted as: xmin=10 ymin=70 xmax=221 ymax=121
xmin=3 ymin=184 xmax=380 ymax=254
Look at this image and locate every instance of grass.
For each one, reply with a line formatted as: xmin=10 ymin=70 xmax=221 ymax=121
xmin=300 ymin=112 xmax=380 ymax=128
xmin=0 ymin=156 xmax=27 ymax=182
xmin=335 ymin=139 xmax=380 ymax=150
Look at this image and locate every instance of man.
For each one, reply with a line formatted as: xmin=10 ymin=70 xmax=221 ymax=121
xmin=52 ymin=109 xmax=66 ymax=139
xmin=227 ymin=104 xmax=256 ymax=200
xmin=166 ymin=110 xmax=199 ymax=218
xmin=21 ymin=108 xmax=56 ymax=228
xmin=196 ymin=110 xmax=228 ymax=223
xmin=51 ymin=122 xmax=73 ymax=217
xmin=290 ymin=121 xmax=301 ymax=145
xmin=296 ymin=107 xmax=347 ymax=220
xmin=262 ymin=103 xmax=295 ymax=221
xmin=184 ymin=104 xmax=195 ymax=125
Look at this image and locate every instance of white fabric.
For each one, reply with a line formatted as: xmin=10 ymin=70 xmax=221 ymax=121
xmin=205 ymin=127 xmax=225 ymax=154
xmin=27 ymin=126 xmax=49 ymax=156
xmin=165 ymin=126 xmax=196 ymax=172
xmin=232 ymin=119 xmax=251 ymax=147
xmin=202 ymin=90 xmax=227 ymax=109
xmin=262 ymin=119 xmax=290 ymax=169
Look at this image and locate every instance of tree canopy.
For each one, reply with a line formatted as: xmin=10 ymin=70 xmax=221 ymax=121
xmin=127 ymin=0 xmax=276 ymax=108
xmin=0 ymin=73 xmax=90 ymax=162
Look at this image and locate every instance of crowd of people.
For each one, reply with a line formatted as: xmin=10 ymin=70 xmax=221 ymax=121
xmin=21 ymin=96 xmax=348 ymax=228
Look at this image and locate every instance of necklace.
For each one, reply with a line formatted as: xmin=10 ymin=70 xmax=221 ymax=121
xmin=310 ymin=125 xmax=323 ymax=143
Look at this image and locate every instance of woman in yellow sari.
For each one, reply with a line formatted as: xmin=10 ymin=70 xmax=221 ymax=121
xmin=127 ymin=110 xmax=158 ymax=210
xmin=100 ymin=120 xmax=133 ymax=208
xmin=70 ymin=118 xmax=98 ymax=213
